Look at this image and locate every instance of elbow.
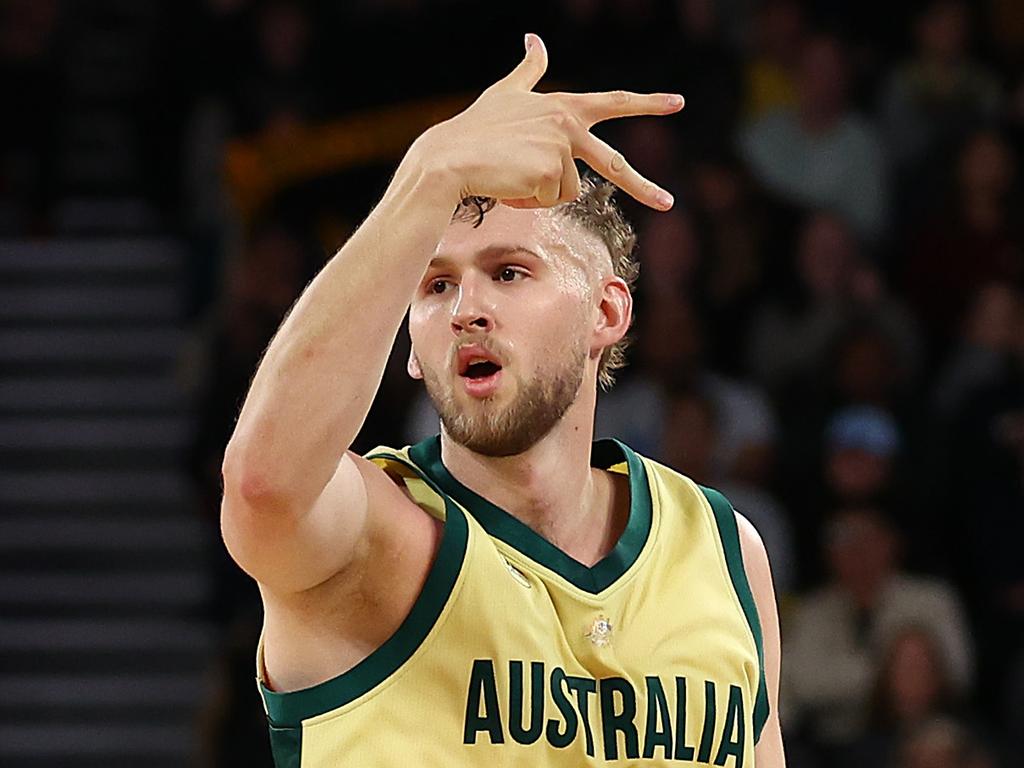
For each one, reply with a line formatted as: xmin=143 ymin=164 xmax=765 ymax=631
xmin=221 ymin=445 xmax=293 ymax=516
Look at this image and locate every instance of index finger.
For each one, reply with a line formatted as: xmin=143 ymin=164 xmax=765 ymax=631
xmin=572 ymin=129 xmax=674 ymax=211
xmin=560 ymin=90 xmax=684 ymax=127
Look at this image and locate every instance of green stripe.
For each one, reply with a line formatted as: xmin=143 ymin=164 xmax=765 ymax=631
xmin=259 ymin=452 xmax=469 ymax=728
xmin=698 ymin=485 xmax=770 ymax=744
xmin=267 ymin=723 xmax=301 ymax=768
xmin=408 ymin=436 xmax=651 ymax=594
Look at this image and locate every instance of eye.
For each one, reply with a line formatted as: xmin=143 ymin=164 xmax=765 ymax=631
xmin=428 ymin=279 xmax=451 ymax=295
xmin=496 ymin=266 xmax=526 ymax=283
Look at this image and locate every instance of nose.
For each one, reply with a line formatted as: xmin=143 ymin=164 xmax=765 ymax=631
xmin=450 ymin=277 xmax=495 ymax=335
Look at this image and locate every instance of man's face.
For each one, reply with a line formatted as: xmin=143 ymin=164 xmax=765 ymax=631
xmin=408 ymin=204 xmax=614 ymax=457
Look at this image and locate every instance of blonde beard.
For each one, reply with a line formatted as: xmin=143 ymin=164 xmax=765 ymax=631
xmin=418 ymin=342 xmax=587 ymax=457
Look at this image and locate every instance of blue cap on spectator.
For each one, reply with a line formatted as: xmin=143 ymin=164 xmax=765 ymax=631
xmin=826 ymin=405 xmax=900 ymax=457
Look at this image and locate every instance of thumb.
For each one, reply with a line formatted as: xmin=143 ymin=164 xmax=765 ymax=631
xmin=493 ymin=33 xmax=548 ymax=92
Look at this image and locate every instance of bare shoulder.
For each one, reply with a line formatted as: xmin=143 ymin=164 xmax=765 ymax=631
xmin=734 ymin=511 xmax=774 ymax=593
xmin=735 ymin=511 xmax=787 ymax=765
xmin=261 ymin=451 xmax=443 ymax=692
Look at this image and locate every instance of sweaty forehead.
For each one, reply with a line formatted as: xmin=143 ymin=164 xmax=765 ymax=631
xmin=437 ymin=204 xmax=611 ymax=275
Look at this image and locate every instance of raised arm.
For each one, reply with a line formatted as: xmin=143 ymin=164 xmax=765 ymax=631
xmin=219 ymin=33 xmax=684 ymax=595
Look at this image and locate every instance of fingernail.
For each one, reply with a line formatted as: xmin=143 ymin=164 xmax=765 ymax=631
xmin=524 ymin=33 xmax=534 ymax=51
xmin=657 ymin=190 xmax=674 ymax=208
xmin=668 ymin=94 xmax=684 ymax=107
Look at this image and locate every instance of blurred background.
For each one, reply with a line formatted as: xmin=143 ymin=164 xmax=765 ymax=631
xmin=1 ymin=0 xmax=1022 ymax=766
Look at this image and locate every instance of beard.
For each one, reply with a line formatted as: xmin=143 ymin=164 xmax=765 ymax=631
xmin=418 ymin=339 xmax=587 ymax=458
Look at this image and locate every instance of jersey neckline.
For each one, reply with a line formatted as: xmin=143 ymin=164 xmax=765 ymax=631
xmin=407 ymin=435 xmax=652 ymax=594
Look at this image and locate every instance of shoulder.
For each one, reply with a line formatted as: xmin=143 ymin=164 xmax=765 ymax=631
xmin=734 ymin=511 xmax=777 ymax=608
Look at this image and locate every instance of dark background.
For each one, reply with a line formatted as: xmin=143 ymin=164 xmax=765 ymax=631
xmin=1 ymin=0 xmax=1022 ymax=766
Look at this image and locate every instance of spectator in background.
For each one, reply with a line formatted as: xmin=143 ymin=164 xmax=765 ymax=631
xmin=231 ymin=0 xmax=322 ymax=136
xmin=634 ymin=203 xmax=702 ymax=302
xmin=784 ymin=508 xmax=973 ymax=761
xmin=586 ymin=297 xmax=702 ymax=458
xmin=931 ymin=281 xmax=1023 ymax=419
xmin=747 ymin=210 xmax=921 ymax=394
xmin=936 ymin=274 xmax=1024 ymax=727
xmin=742 ymin=0 xmax=804 ymax=120
xmin=822 ymin=406 xmax=901 ymax=509
xmin=904 ymin=128 xmax=1023 ymax=353
xmin=739 ymin=34 xmax=888 ymax=240
xmin=879 ymin=0 xmax=1002 ymax=219
xmin=669 ymin=0 xmax=743 ymax=163
xmin=842 ymin=626 xmax=963 ymax=768
xmin=595 ymin=297 xmax=780 ymax=478
xmin=895 ymin=718 xmax=995 ymax=768
xmin=660 ymin=386 xmax=796 ymax=594
xmin=688 ymin=152 xmax=769 ymax=376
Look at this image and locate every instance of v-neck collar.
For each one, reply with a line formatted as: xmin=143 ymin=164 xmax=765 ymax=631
xmin=407 ymin=435 xmax=652 ymax=594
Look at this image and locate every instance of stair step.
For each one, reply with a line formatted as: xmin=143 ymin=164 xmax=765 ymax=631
xmin=0 ymin=515 xmax=206 ymax=552
xmin=0 ymin=238 xmax=182 ymax=274
xmin=0 ymin=328 xmax=185 ymax=363
xmin=0 ymin=571 xmax=210 ymax=607
xmin=0 ymin=619 xmax=215 ymax=653
xmin=0 ymin=674 xmax=206 ymax=709
xmin=0 ymin=416 xmax=192 ymax=450
xmin=0 ymin=376 xmax=183 ymax=412
xmin=0 ymin=723 xmax=196 ymax=759
xmin=0 ymin=286 xmax=182 ymax=321
xmin=0 ymin=469 xmax=191 ymax=504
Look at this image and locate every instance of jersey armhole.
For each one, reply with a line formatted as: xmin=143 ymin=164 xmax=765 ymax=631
xmin=698 ymin=485 xmax=771 ymax=744
xmin=255 ymin=449 xmax=469 ymax=730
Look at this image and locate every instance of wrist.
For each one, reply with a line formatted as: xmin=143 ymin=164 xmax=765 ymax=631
xmin=390 ymin=130 xmax=463 ymax=212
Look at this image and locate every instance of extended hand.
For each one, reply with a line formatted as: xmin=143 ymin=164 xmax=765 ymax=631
xmin=414 ymin=33 xmax=683 ymax=211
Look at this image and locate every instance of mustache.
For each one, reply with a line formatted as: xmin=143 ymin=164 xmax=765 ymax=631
xmin=448 ymin=336 xmax=509 ymax=369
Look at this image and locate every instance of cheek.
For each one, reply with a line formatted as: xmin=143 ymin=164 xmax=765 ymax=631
xmin=409 ymin=303 xmax=450 ymax=362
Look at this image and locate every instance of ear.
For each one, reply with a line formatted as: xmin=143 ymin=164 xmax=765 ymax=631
xmin=590 ymin=276 xmax=632 ymax=359
xmin=407 ymin=348 xmax=424 ymax=380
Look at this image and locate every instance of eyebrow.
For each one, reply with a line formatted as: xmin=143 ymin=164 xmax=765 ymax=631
xmin=426 ymin=245 xmax=545 ymax=270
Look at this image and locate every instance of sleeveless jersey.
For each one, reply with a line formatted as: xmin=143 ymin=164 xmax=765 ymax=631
xmin=256 ymin=436 xmax=768 ymax=767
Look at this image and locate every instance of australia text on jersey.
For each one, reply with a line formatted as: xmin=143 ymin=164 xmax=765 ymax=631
xmin=464 ymin=659 xmax=750 ymax=765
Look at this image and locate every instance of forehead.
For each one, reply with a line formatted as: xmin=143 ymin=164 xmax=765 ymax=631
xmin=435 ymin=204 xmax=607 ymax=271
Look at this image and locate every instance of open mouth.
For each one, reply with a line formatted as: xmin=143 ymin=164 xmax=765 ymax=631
xmin=461 ymin=360 xmax=502 ymax=379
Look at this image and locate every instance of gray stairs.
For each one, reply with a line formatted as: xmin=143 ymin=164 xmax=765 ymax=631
xmin=0 ymin=238 xmax=215 ymax=767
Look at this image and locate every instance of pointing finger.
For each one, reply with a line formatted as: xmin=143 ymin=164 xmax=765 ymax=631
xmin=490 ymin=32 xmax=548 ymax=93
xmin=572 ymin=129 xmax=674 ymax=211
xmin=561 ymin=90 xmax=685 ymax=127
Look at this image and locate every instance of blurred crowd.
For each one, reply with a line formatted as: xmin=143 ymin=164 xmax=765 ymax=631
xmin=4 ymin=0 xmax=1023 ymax=766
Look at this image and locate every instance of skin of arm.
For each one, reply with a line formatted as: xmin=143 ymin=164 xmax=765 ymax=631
xmin=737 ymin=512 xmax=787 ymax=768
xmin=219 ymin=33 xmax=683 ymax=595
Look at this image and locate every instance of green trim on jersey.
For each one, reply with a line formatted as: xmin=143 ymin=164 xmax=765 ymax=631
xmin=699 ymin=485 xmax=770 ymax=743
xmin=259 ymin=453 xmax=470 ymax=729
xmin=408 ymin=436 xmax=651 ymax=594
xmin=267 ymin=723 xmax=301 ymax=768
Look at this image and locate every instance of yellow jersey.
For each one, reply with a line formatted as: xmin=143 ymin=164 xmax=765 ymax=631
xmin=256 ymin=436 xmax=768 ymax=766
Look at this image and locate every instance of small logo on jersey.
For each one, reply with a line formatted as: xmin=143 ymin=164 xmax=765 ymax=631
xmin=504 ymin=559 xmax=532 ymax=588
xmin=585 ymin=615 xmax=613 ymax=647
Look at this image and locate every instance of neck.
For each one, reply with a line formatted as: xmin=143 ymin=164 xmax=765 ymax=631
xmin=440 ymin=382 xmax=625 ymax=566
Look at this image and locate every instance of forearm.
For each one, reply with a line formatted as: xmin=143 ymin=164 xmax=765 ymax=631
xmin=223 ymin=149 xmax=457 ymax=512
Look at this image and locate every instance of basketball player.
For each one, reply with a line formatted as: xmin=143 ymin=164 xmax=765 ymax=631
xmin=221 ymin=33 xmax=785 ymax=767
